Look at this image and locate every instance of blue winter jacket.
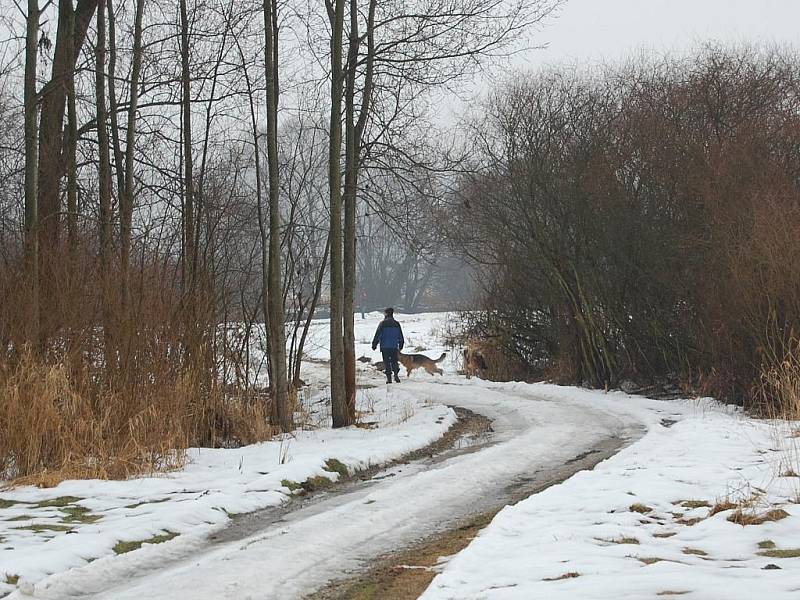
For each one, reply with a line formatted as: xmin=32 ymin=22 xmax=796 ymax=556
xmin=372 ymin=317 xmax=405 ymax=350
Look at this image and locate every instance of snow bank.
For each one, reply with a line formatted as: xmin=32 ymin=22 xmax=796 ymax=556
xmin=0 ymin=381 xmax=455 ymax=597
xmin=421 ymin=385 xmax=800 ymax=600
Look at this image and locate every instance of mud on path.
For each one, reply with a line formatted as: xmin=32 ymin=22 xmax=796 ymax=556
xmin=309 ymin=436 xmax=626 ymax=600
xmin=210 ymin=406 xmax=493 ymax=546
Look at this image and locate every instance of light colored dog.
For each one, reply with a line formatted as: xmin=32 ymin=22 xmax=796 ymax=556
xmin=398 ymin=352 xmax=446 ymax=377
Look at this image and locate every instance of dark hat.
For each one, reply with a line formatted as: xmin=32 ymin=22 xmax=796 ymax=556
xmin=384 ymin=307 xmax=394 ymax=316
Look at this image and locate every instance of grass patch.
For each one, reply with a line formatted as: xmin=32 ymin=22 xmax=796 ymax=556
xmin=543 ymin=572 xmax=580 ymax=581
xmin=0 ymin=499 xmax=20 ymax=509
xmin=682 ymin=547 xmax=708 ymax=556
xmin=14 ymin=523 xmax=73 ymax=533
xmin=676 ymin=517 xmax=704 ymax=526
xmin=709 ymin=500 xmax=737 ymax=516
xmin=758 ymin=540 xmax=777 ymax=550
xmin=638 ymin=557 xmax=669 ymax=565
xmin=629 ymin=503 xmax=653 ymax=514
xmin=728 ymin=508 xmax=790 ymax=526
xmin=281 ymin=479 xmax=303 ymax=492
xmin=758 ymin=548 xmax=800 ymax=559
xmin=5 ymin=515 xmax=34 ymax=522
xmin=657 ymin=592 xmax=690 ymax=596
xmin=35 ymin=496 xmax=82 ymax=508
xmin=113 ymin=531 xmax=178 ymax=555
xmin=3 ymin=574 xmax=19 ymax=585
xmin=323 ymin=458 xmax=349 ymax=478
xmin=653 ymin=532 xmax=677 ymax=538
xmin=605 ymin=537 xmax=640 ymax=545
xmin=60 ymin=506 xmax=102 ymax=524
xmin=781 ymin=469 xmax=799 ymax=478
xmin=302 ymin=475 xmax=333 ymax=492
xmin=680 ymin=500 xmax=711 ymax=509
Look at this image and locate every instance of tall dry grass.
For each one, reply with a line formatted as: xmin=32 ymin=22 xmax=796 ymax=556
xmin=0 ymin=244 xmax=273 ymax=486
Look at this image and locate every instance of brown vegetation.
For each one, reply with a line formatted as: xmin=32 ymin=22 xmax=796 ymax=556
xmin=451 ymin=45 xmax=800 ymax=411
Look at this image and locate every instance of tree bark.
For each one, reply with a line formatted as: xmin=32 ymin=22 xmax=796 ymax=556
xmin=23 ymin=0 xmax=39 ymax=347
xmin=179 ymin=0 xmax=195 ymax=293
xmin=121 ymin=0 xmax=145 ymax=310
xmin=263 ymin=0 xmax=292 ymax=432
xmin=342 ymin=0 xmax=376 ymax=420
xmin=96 ymin=0 xmax=111 ymax=272
xmin=327 ymin=0 xmax=349 ymax=427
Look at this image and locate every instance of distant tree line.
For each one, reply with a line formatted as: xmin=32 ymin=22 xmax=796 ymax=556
xmin=452 ymin=45 xmax=800 ymax=412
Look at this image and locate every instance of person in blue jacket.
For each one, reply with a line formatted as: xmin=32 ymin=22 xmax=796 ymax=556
xmin=372 ymin=307 xmax=405 ymax=383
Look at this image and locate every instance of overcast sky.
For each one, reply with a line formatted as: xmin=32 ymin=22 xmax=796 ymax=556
xmin=521 ymin=0 xmax=799 ymax=68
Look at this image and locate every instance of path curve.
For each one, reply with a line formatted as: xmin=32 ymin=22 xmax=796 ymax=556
xmin=29 ymin=378 xmax=646 ymax=600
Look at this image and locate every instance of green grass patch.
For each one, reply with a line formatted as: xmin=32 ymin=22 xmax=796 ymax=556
xmin=35 ymin=496 xmax=82 ymax=508
xmin=281 ymin=479 xmax=303 ymax=492
xmin=0 ymin=499 xmax=20 ymax=509
xmin=323 ymin=458 xmax=349 ymax=478
xmin=15 ymin=523 xmax=73 ymax=533
xmin=758 ymin=540 xmax=777 ymax=550
xmin=758 ymin=548 xmax=800 ymax=559
xmin=113 ymin=531 xmax=178 ymax=555
xmin=5 ymin=515 xmax=34 ymax=522
xmin=302 ymin=475 xmax=333 ymax=492
xmin=60 ymin=506 xmax=102 ymax=524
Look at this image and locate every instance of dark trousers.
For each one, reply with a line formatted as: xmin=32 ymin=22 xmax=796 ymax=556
xmin=381 ymin=348 xmax=399 ymax=379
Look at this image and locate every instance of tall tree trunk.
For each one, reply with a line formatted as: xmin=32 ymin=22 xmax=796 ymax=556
xmin=179 ymin=0 xmax=195 ymax=293
xmin=66 ymin=8 xmax=78 ymax=257
xmin=263 ymin=0 xmax=292 ymax=432
xmin=96 ymin=0 xmax=111 ymax=272
xmin=342 ymin=0 xmax=359 ymax=421
xmin=327 ymin=0 xmax=348 ymax=427
xmin=342 ymin=0 xmax=376 ymax=419
xmin=23 ymin=0 xmax=39 ymax=347
xmin=121 ymin=0 xmax=145 ymax=311
xmin=106 ymin=0 xmax=126 ymax=200
xmin=96 ymin=0 xmax=114 ymax=371
xmin=36 ymin=0 xmax=98 ymax=343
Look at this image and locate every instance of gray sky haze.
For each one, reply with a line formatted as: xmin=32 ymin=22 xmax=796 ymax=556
xmin=523 ymin=0 xmax=799 ymax=68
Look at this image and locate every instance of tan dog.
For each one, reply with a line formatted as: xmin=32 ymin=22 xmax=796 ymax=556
xmin=462 ymin=341 xmax=488 ymax=379
xmin=398 ymin=352 xmax=446 ymax=377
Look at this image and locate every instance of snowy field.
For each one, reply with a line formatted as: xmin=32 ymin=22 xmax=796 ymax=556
xmin=0 ymin=312 xmax=457 ymax=598
xmin=422 ymin=386 xmax=800 ymax=600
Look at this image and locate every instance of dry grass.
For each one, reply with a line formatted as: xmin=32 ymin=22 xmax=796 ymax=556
xmin=0 ymin=351 xmax=271 ymax=486
xmin=543 ymin=572 xmax=580 ymax=581
xmin=629 ymin=503 xmax=653 ymax=514
xmin=727 ymin=508 xmax=790 ymax=526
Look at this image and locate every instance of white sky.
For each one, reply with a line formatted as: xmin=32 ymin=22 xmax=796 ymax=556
xmin=521 ymin=0 xmax=800 ymax=68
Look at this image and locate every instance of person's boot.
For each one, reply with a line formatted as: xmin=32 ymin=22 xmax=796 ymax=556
xmin=386 ymin=374 xmax=392 ymax=384
xmin=394 ymin=372 xmax=400 ymax=383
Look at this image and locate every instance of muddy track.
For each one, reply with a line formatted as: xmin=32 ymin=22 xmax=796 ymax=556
xmin=210 ymin=406 xmax=493 ymax=546
xmin=308 ymin=434 xmax=627 ymax=600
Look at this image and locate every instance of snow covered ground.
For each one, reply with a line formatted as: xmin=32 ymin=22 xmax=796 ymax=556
xmin=421 ymin=386 xmax=800 ymax=600
xmin=0 ymin=312 xmax=458 ymax=598
xmin=2 ymin=311 xmax=799 ymax=600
